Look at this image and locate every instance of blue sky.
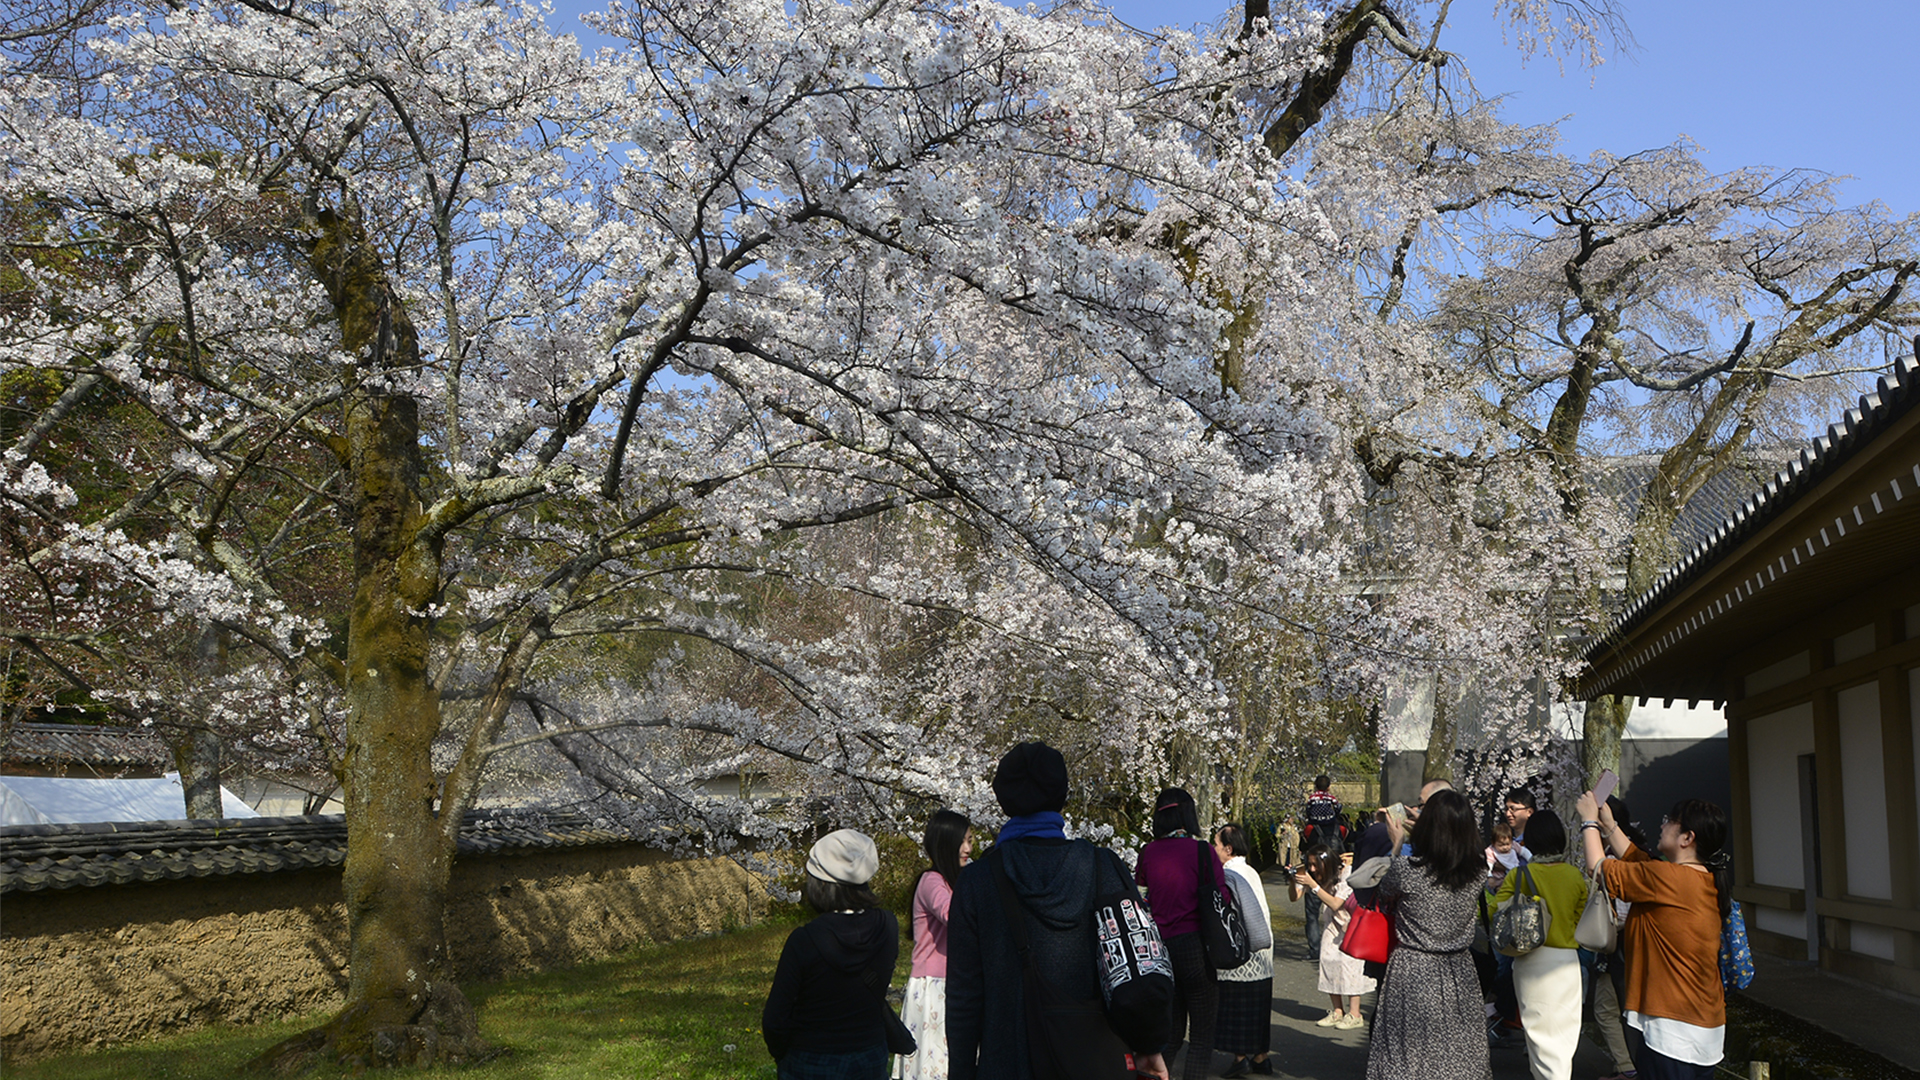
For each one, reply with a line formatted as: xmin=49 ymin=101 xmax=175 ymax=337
xmin=1107 ymin=0 xmax=1920 ymax=217
xmin=545 ymin=1 xmax=1917 ymax=216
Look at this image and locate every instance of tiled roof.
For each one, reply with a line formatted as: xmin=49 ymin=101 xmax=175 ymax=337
xmin=1590 ymin=452 xmax=1796 ymax=551
xmin=1583 ymin=351 xmax=1920 ymax=664
xmin=1 ymin=722 xmax=167 ymax=772
xmin=1343 ymin=450 xmax=1790 ymax=579
xmin=0 ymin=809 xmax=637 ymax=894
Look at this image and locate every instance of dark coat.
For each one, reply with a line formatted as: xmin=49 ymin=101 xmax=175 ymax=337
xmin=947 ymin=836 xmax=1170 ymax=1080
xmin=761 ymin=907 xmax=900 ymax=1061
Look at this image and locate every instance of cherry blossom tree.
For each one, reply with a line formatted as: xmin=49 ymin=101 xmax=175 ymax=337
xmin=2 ymin=0 xmax=1677 ymax=1064
xmin=1163 ymin=7 xmax=1639 ymax=800
xmin=0 ymin=0 xmax=1399 ymax=1064
xmin=1287 ymin=82 xmax=1920 ymax=786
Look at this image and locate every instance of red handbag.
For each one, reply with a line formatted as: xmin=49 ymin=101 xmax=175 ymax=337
xmin=1338 ymin=902 xmax=1392 ymax=965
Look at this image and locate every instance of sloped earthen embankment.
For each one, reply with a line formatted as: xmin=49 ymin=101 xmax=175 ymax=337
xmin=1 ymin=847 xmax=764 ymax=1060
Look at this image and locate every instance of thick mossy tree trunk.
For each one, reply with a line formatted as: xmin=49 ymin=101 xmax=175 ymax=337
xmin=171 ymin=724 xmax=224 ymax=820
xmin=1581 ymin=473 xmax=1685 ymax=789
xmin=252 ymin=209 xmax=487 ymax=1074
xmin=1582 ymin=693 xmax=1630 ymax=790
xmin=174 ymin=624 xmax=228 ymax=820
xmin=1421 ymin=673 xmax=1458 ymax=785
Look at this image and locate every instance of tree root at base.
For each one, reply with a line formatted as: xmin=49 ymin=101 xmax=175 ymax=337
xmin=246 ymin=993 xmax=500 ymax=1075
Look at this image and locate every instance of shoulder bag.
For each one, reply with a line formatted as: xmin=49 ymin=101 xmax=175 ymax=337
xmin=1091 ymin=849 xmax=1175 ymax=1047
xmin=1223 ymin=866 xmax=1272 ymax=953
xmin=1337 ymin=895 xmax=1392 ymax=964
xmin=1574 ymin=868 xmax=1617 ymax=953
xmin=989 ymin=846 xmax=1131 ymax=1080
xmin=1492 ymin=864 xmax=1550 ymax=957
xmin=1194 ymin=838 xmax=1252 ymax=970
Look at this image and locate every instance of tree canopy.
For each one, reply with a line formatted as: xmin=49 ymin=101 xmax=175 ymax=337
xmin=6 ymin=0 xmax=1913 ymax=1067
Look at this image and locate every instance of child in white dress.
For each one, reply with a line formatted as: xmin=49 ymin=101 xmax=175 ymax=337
xmin=1293 ymin=849 xmax=1376 ymax=1031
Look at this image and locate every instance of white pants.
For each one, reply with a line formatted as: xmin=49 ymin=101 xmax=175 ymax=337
xmin=1513 ymin=946 xmax=1581 ymax=1080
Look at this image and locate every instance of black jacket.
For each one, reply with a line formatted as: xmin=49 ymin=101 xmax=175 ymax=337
xmin=947 ymin=837 xmax=1169 ymax=1080
xmin=761 ymin=908 xmax=900 ymax=1060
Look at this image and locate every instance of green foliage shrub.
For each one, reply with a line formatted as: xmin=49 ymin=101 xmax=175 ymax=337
xmin=1237 ymin=810 xmax=1281 ymax=870
xmin=870 ymin=831 xmax=926 ymax=919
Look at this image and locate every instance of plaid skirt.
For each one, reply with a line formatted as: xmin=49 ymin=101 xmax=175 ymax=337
xmin=1213 ymin=976 xmax=1273 ymax=1054
xmin=779 ymin=1045 xmax=890 ymax=1080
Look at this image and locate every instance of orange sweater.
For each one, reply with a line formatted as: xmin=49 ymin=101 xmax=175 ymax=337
xmin=1600 ymin=847 xmax=1724 ymax=1030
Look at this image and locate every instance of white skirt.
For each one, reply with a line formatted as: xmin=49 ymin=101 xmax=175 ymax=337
xmin=1513 ymin=946 xmax=1581 ymax=1080
xmin=1318 ymin=915 xmax=1376 ymax=996
xmin=893 ymin=974 xmax=948 ymax=1080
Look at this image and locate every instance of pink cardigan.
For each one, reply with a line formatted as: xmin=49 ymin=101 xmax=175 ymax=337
xmin=909 ymin=871 xmax=954 ymax=978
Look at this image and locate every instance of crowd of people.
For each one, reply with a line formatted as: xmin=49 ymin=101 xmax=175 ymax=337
xmin=759 ymin=746 xmax=1738 ymax=1080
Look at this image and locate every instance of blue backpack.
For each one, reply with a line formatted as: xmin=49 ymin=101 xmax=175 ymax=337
xmin=1719 ymin=900 xmax=1755 ymax=992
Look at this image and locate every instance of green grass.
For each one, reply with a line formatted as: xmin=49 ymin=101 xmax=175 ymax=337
xmin=6 ymin=918 xmax=803 ymax=1080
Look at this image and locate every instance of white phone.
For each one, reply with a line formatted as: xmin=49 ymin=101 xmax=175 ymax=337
xmin=1592 ymin=769 xmax=1619 ymax=808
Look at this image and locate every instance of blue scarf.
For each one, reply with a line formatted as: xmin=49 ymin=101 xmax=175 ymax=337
xmin=996 ymin=811 xmax=1066 ymax=842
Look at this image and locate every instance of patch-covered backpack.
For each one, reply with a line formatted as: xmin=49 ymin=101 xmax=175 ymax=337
xmin=1092 ymin=855 xmax=1175 ymax=1039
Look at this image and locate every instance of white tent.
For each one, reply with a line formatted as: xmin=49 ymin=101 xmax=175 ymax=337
xmin=0 ymin=774 xmax=260 ymax=826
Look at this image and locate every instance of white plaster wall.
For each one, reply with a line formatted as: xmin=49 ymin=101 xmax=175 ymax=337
xmin=1754 ymin=905 xmax=1807 ymax=941
xmin=1838 ymin=681 xmax=1892 ymax=900
xmin=1832 ymin=623 xmax=1877 ymax=665
xmin=1382 ymin=675 xmax=1435 ymax=752
xmin=1747 ymin=702 xmax=1815 ymax=891
xmin=1384 ymin=684 xmax=1726 ymax=751
xmin=1852 ymin=923 xmax=1899 ymax=961
xmin=1622 ymin=699 xmax=1727 ymax=740
xmin=1746 ymin=651 xmax=1811 ymax=697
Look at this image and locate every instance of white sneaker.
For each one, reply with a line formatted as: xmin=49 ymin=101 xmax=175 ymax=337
xmin=1315 ymin=1010 xmax=1343 ymax=1027
xmin=1335 ymin=1013 xmax=1365 ymax=1030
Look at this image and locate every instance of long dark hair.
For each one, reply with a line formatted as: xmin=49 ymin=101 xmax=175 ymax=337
xmin=1670 ymin=798 xmax=1732 ymax=921
xmin=1524 ymin=808 xmax=1567 ymax=856
xmin=1301 ymin=843 xmax=1336 ymax=890
xmin=1409 ymin=789 xmax=1484 ymax=891
xmin=920 ymin=808 xmax=971 ymax=890
xmin=1151 ymin=787 xmax=1200 ymax=840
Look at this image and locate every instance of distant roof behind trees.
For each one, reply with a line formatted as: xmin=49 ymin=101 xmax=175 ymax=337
xmin=0 ymin=722 xmax=167 ymax=778
xmin=1346 ymin=449 xmax=1796 ymax=584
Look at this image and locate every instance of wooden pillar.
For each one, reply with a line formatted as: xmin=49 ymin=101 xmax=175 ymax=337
xmin=1727 ymin=702 xmax=1756 ymax=898
xmin=1881 ymin=642 xmax=1917 ymax=967
xmin=1798 ymin=752 xmax=1822 ymax=961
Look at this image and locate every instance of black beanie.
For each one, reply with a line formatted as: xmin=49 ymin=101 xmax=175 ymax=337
xmin=993 ymin=741 xmax=1069 ymax=816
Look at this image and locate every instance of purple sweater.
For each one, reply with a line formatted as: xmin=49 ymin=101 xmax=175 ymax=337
xmin=1135 ymin=836 xmax=1230 ymax=939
